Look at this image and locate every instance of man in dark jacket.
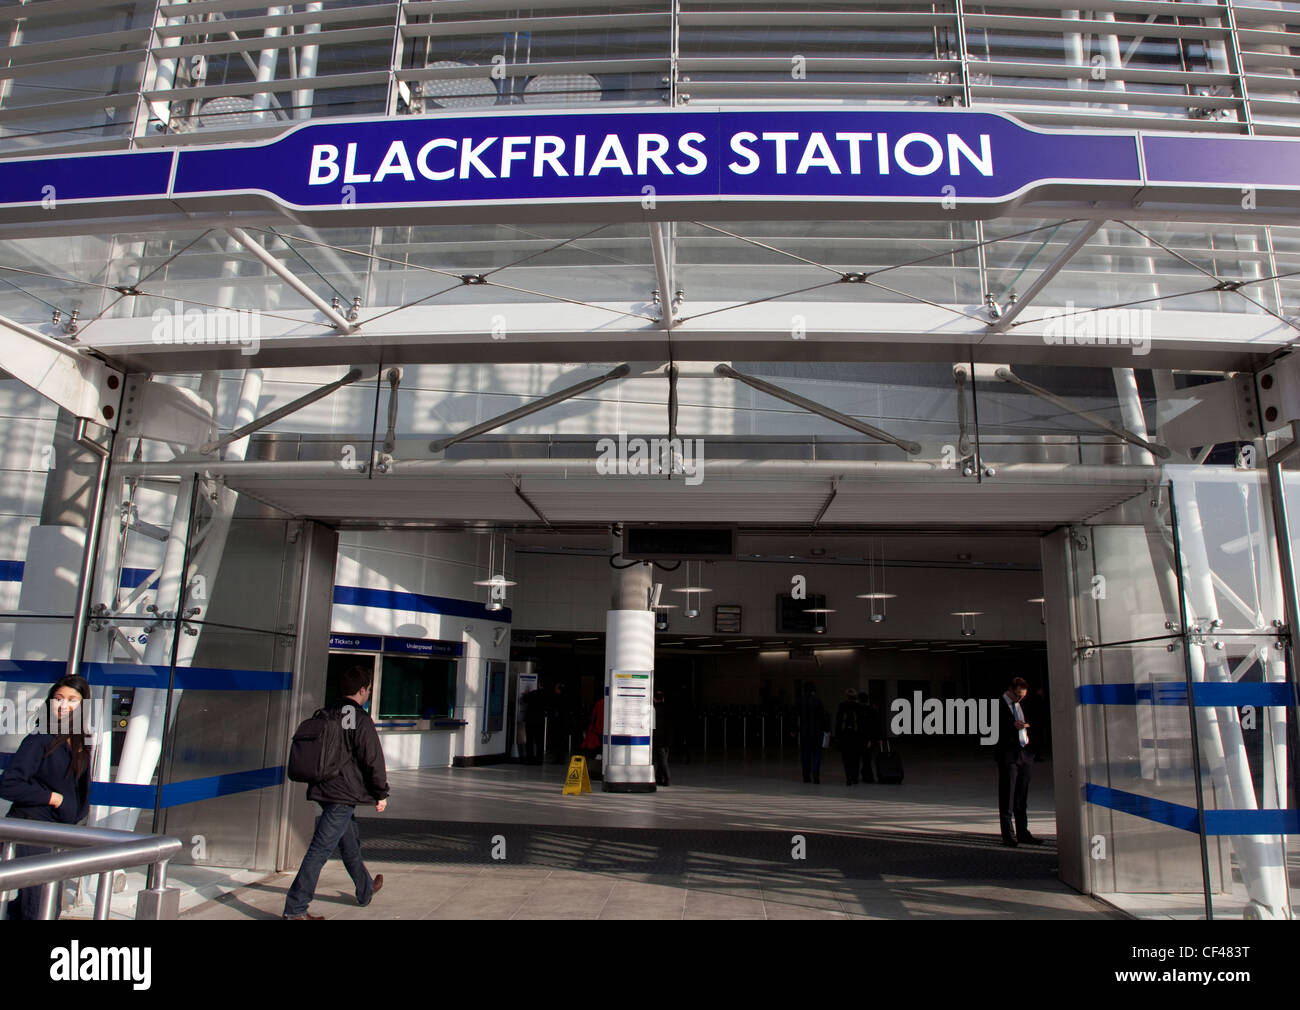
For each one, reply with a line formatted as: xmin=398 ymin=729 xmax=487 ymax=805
xmin=283 ymin=665 xmax=389 ymax=919
xmin=993 ymin=676 xmax=1041 ymax=847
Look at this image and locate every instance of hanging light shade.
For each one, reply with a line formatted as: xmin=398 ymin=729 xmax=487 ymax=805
xmin=475 ymin=532 xmax=516 ymax=613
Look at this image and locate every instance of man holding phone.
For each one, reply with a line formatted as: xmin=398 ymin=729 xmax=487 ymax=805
xmin=994 ymin=677 xmax=1042 ymax=847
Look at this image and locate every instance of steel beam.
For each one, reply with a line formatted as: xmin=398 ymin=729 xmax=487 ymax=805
xmin=199 ymin=366 xmax=364 ymax=455
xmin=994 ymin=366 xmax=1173 ymax=458
xmin=650 ymin=222 xmax=674 ymax=330
xmin=0 ymin=312 xmax=124 ymax=429
xmin=224 ymin=226 xmax=358 ymax=332
xmin=989 ymin=219 xmax=1105 ymax=330
xmin=428 ymin=363 xmax=631 ymax=453
xmin=714 ymin=364 xmax=923 ymax=454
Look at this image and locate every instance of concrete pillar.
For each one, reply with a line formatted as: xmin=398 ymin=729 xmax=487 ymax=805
xmin=602 ymin=536 xmax=655 ymax=792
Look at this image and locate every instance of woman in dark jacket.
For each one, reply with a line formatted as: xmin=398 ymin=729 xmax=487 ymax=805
xmin=1 ymin=675 xmax=93 ymax=919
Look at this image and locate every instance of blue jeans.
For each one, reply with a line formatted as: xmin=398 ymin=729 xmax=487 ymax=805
xmin=283 ymin=803 xmax=375 ymax=916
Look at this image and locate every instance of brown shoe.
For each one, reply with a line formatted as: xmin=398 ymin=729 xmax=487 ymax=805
xmin=283 ymin=911 xmax=325 ymax=920
xmin=360 ymin=874 xmax=383 ymax=907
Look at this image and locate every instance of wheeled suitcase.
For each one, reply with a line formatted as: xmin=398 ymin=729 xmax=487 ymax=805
xmin=874 ymin=739 xmax=904 ymax=784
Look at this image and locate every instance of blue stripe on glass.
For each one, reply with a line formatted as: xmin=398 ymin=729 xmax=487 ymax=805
xmin=90 ymin=766 xmax=285 ymax=809
xmin=1191 ymin=682 xmax=1294 ymax=707
xmin=1086 ymin=783 xmax=1201 ymax=832
xmin=1078 ymin=682 xmax=1294 ymax=707
xmin=0 ymin=661 xmax=290 ymax=691
xmin=119 ymin=567 xmax=154 ymax=589
xmin=173 ymin=667 xmax=291 ymax=691
xmin=333 ymin=584 xmax=511 ymax=623
xmin=159 ymin=765 xmax=283 ymax=806
xmin=0 ymin=561 xmax=151 ymax=588
xmin=609 ymin=735 xmax=651 ymax=746
xmin=1086 ymin=783 xmax=1300 ymax=835
xmin=81 ymin=663 xmax=170 ymax=688
xmin=89 ymin=781 xmax=157 ymax=808
xmin=0 ymin=660 xmax=66 ymax=682
xmin=1204 ymin=809 xmax=1300 ymax=834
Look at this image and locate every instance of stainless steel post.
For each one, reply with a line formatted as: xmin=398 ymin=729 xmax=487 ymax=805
xmin=94 ymin=871 xmax=113 ymax=920
xmin=38 ymin=881 xmax=58 ymax=920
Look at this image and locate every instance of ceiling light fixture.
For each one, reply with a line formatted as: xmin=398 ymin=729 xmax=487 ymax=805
xmin=473 ymin=529 xmax=517 ymax=612
xmin=670 ymin=560 xmax=711 ymax=618
xmin=859 ymin=537 xmax=895 ymax=623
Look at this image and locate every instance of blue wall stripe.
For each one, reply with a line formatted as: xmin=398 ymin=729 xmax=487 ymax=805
xmin=90 ymin=766 xmax=284 ymax=809
xmin=1078 ymin=682 xmax=1294 ymax=707
xmin=1086 ymin=783 xmax=1300 ymax=835
xmin=0 ymin=561 xmax=506 ymax=624
xmin=333 ymin=584 xmax=511 ymax=624
xmin=609 ymin=735 xmax=651 ymax=746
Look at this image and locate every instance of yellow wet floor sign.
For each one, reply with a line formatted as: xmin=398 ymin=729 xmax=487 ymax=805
xmin=562 ymin=755 xmax=591 ymax=795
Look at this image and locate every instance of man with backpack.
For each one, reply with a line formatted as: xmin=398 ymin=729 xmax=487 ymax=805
xmin=283 ymin=665 xmax=389 ymax=919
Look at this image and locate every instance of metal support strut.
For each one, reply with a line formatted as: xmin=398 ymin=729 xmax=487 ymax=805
xmin=714 ymin=364 xmax=923 ymax=455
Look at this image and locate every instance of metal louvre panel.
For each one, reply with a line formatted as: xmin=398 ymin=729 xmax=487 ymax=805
xmin=226 ymin=475 xmax=542 ymax=521
xmin=0 ymin=0 xmax=1294 ymax=155
xmin=219 ymin=470 xmax=1152 ymax=524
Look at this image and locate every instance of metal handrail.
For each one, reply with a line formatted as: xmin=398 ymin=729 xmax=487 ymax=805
xmin=0 ymin=821 xmax=182 ymax=921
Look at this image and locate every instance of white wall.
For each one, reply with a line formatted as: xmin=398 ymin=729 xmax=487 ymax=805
xmin=330 ymin=529 xmax=512 ymax=761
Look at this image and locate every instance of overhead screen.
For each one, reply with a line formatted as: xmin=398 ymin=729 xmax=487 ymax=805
xmin=621 ymin=526 xmax=736 ymax=560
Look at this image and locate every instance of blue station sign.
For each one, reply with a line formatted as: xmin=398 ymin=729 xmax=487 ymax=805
xmin=0 ymin=108 xmax=1296 ymax=218
xmin=171 ymin=109 xmax=1143 ymax=207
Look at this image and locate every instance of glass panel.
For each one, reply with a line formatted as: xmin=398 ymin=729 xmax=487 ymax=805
xmin=675 ymin=220 xmax=982 ymax=305
xmin=377 ymin=654 xmax=456 ymax=719
xmin=1074 ymin=520 xmax=1181 ymax=647
xmin=1169 ymin=466 xmax=1284 ymax=632
xmin=1077 ymin=624 xmax=1210 ymax=907
xmin=984 ymin=221 xmax=1275 ymax=317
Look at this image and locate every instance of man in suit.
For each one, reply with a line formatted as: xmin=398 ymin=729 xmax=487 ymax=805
xmin=994 ymin=677 xmax=1042 ymax=847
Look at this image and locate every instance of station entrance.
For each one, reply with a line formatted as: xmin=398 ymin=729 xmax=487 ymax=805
xmin=6 ymin=357 xmax=1298 ymax=919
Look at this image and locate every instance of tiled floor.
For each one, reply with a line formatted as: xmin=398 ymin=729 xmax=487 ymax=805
xmin=182 ymin=754 xmax=1125 ymax=920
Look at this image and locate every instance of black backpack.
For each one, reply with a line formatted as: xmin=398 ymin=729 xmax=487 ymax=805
xmin=287 ymin=707 xmax=351 ymax=784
